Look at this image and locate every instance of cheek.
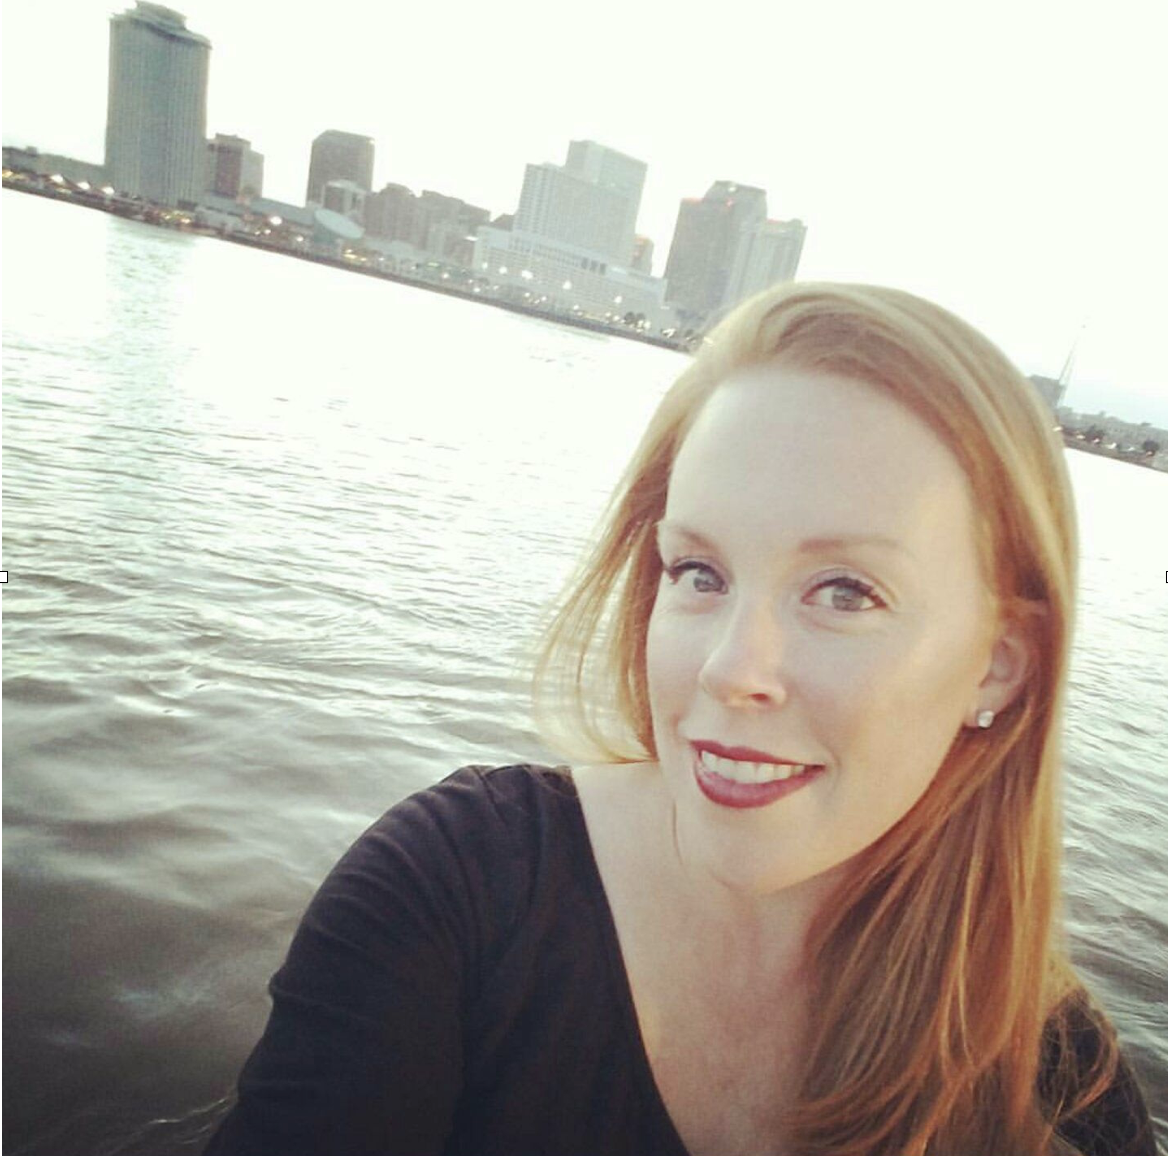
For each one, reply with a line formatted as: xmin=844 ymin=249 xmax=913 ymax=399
xmin=645 ymin=606 xmax=701 ymax=713
xmin=809 ymin=631 xmax=983 ymax=765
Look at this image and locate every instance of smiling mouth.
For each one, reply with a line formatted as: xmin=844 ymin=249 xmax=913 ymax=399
xmin=687 ymin=742 xmax=826 ymax=809
xmin=696 ymin=748 xmax=818 ymax=784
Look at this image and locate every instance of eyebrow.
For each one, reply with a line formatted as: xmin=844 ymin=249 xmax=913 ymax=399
xmin=654 ymin=520 xmax=915 ymax=560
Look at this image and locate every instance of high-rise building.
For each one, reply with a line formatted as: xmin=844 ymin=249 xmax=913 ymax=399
xmin=104 ymin=3 xmax=210 ymax=206
xmin=632 ymin=235 xmax=654 ymax=275
xmin=721 ymin=217 xmax=806 ymax=311
xmin=305 ymin=131 xmax=374 ymax=206
xmin=364 ymin=185 xmax=490 ymax=266
xmin=663 ymin=181 xmax=767 ymax=320
xmin=564 ymin=140 xmax=646 ymax=263
xmin=415 ymin=191 xmax=490 ymax=266
xmin=365 ymin=183 xmax=418 ymax=242
xmin=475 ymin=140 xmax=672 ymax=328
xmin=205 ymin=133 xmax=263 ymax=200
xmin=322 ymin=180 xmax=367 ymax=223
xmin=515 ymin=140 xmax=646 ymax=265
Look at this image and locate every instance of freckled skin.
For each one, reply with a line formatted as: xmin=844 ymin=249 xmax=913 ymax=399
xmin=646 ymin=366 xmax=1000 ymax=900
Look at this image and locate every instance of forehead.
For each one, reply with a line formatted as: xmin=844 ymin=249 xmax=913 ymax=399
xmin=667 ymin=367 xmax=977 ymax=553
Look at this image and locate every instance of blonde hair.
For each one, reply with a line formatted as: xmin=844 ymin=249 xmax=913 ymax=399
xmin=534 ymin=282 xmax=1119 ymax=1154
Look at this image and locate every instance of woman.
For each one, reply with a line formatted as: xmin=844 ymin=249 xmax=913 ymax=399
xmin=205 ymin=283 xmax=1156 ymax=1155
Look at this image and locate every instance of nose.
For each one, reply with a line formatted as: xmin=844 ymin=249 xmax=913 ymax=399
xmin=698 ymin=598 xmax=790 ymax=709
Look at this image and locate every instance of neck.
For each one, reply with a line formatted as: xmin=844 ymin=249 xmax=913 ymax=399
xmin=665 ymin=794 xmax=841 ymax=984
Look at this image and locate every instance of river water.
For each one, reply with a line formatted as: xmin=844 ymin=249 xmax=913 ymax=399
xmin=3 ymin=190 xmax=1165 ymax=1154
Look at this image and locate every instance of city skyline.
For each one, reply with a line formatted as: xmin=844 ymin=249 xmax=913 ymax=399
xmin=4 ymin=0 xmax=1166 ymax=425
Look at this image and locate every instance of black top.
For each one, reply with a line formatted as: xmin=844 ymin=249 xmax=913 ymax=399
xmin=205 ymin=764 xmax=1157 ymax=1156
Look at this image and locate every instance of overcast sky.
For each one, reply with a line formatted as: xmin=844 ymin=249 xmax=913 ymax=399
xmin=4 ymin=0 xmax=1167 ymax=425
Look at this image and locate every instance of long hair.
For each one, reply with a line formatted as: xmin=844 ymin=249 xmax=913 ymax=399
xmin=533 ymin=282 xmax=1120 ymax=1154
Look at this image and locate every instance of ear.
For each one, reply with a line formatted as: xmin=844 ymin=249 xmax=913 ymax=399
xmin=965 ymin=606 xmax=1041 ymax=729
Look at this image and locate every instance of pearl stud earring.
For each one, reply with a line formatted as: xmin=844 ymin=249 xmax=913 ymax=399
xmin=976 ymin=709 xmax=995 ymax=729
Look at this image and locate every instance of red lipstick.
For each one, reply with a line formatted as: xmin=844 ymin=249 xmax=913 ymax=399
xmin=690 ymin=742 xmax=825 ymax=810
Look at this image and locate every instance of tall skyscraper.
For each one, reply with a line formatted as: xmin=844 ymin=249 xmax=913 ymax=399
xmin=515 ymin=140 xmax=646 ymax=264
xmin=722 ymin=217 xmax=806 ymax=309
xmin=474 ymin=139 xmax=668 ymax=326
xmin=105 ymin=3 xmax=210 ymax=206
xmin=306 ymin=131 xmax=374 ymax=206
xmin=205 ymin=134 xmax=264 ymax=200
xmin=663 ymin=181 xmax=767 ymax=319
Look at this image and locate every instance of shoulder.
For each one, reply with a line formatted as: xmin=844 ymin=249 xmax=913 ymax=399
xmin=325 ymin=763 xmax=578 ymax=901
xmin=1041 ymin=990 xmax=1159 ymax=1156
xmin=322 ymin=764 xmax=582 ymax=930
xmin=277 ymin=765 xmax=583 ymax=1011
xmin=364 ymin=763 xmax=578 ymax=861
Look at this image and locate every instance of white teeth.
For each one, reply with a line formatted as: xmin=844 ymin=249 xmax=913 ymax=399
xmin=698 ymin=750 xmax=810 ymax=784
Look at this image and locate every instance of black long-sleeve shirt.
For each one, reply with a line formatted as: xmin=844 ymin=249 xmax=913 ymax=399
xmin=206 ymin=764 xmax=1157 ymax=1155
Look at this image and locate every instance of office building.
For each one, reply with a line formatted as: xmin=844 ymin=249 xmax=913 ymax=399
xmin=104 ymin=3 xmax=210 ymax=206
xmin=515 ymin=140 xmax=646 ymax=265
xmin=365 ymin=184 xmax=418 ymax=242
xmin=474 ymin=224 xmax=669 ymax=324
xmin=721 ymin=217 xmax=806 ymax=310
xmin=205 ymin=134 xmax=263 ymax=200
xmin=414 ymin=191 xmax=490 ymax=266
xmin=663 ymin=181 xmax=767 ymax=320
xmin=306 ymin=131 xmax=374 ymax=206
xmin=321 ymin=179 xmax=366 ymax=223
xmin=474 ymin=140 xmax=675 ymax=327
xmin=632 ymin=235 xmax=654 ymax=275
xmin=364 ymin=185 xmax=489 ymax=266
xmin=3 ymin=146 xmax=107 ymax=188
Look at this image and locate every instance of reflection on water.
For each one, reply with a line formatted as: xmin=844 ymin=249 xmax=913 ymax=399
xmin=3 ymin=191 xmax=1166 ymax=1154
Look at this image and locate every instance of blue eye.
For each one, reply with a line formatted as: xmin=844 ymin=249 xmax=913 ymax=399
xmin=806 ymin=576 xmax=884 ymax=612
xmin=663 ymin=560 xmax=725 ymax=595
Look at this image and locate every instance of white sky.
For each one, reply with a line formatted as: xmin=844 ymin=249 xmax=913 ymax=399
xmin=4 ymin=0 xmax=1167 ymax=425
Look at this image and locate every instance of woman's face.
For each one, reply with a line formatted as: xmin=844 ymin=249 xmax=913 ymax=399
xmin=646 ymin=365 xmax=1001 ymax=898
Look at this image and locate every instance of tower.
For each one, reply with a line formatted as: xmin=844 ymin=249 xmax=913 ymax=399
xmin=663 ymin=182 xmax=767 ymax=319
xmin=515 ymin=141 xmax=646 ymax=265
xmin=105 ymin=3 xmax=210 ymax=206
xmin=306 ymin=131 xmax=375 ymax=207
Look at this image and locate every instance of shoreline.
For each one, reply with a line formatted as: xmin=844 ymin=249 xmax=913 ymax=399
xmin=1 ymin=176 xmax=694 ymax=355
xmin=4 ymin=176 xmax=1164 ymax=473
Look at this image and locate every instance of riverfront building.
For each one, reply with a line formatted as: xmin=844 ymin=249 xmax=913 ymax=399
xmin=475 ymin=140 xmax=673 ymax=327
xmin=321 ymin=180 xmax=367 ymax=223
xmin=105 ymin=3 xmax=211 ymax=206
xmin=365 ymin=185 xmax=490 ymax=268
xmin=632 ymin=235 xmax=654 ymax=274
xmin=3 ymin=146 xmax=107 ymax=188
xmin=515 ymin=140 xmax=646 ymax=266
xmin=722 ymin=216 xmax=806 ymax=310
xmin=205 ymin=134 xmax=263 ymax=201
xmin=365 ymin=184 xmax=417 ymax=241
xmin=306 ymin=131 xmax=374 ymax=207
xmin=473 ymin=224 xmax=669 ymax=323
xmin=664 ymin=182 xmax=768 ymax=320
